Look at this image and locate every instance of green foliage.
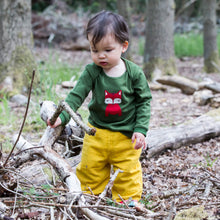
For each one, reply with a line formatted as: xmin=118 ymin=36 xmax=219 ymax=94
xmin=0 ymin=96 xmax=15 ymax=126
xmin=138 ymin=33 xmax=204 ymax=58
xmin=1 ymin=139 xmax=12 ymax=153
xmin=203 ymin=153 xmax=218 ymax=168
xmin=193 ymin=153 xmax=218 ymax=168
xmin=174 ymin=33 xmax=203 ymax=57
xmin=106 ymin=198 xmax=124 ymax=208
xmin=0 ymin=52 xmax=83 ymax=152
xmin=36 ymin=55 xmax=81 ymax=102
xmin=32 ymin=0 xmax=51 ymax=12
xmin=25 ymin=59 xmax=80 ymax=131
xmin=23 ymin=184 xmax=59 ymax=198
xmin=130 ymin=0 xmax=146 ymax=14
xmin=174 ymin=0 xmax=202 ymax=17
xmin=138 ymin=37 xmax=145 ymax=57
xmin=139 ymin=194 xmax=153 ymax=209
xmin=106 ymin=198 xmax=118 ymax=207
xmin=138 ymin=32 xmax=220 ymax=58
xmin=65 ymin=0 xmax=117 ymax=13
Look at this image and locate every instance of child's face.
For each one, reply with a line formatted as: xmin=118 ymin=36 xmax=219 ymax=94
xmin=88 ymin=33 xmax=128 ymax=71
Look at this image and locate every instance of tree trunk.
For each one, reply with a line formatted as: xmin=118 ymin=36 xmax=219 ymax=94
xmin=13 ymin=136 xmax=109 ymax=220
xmin=117 ymin=0 xmax=132 ymax=59
xmin=144 ymin=0 xmax=177 ymax=80
xmin=0 ymin=0 xmax=37 ymax=95
xmin=202 ymin=0 xmax=220 ymax=73
xmin=144 ymin=107 xmax=220 ymax=158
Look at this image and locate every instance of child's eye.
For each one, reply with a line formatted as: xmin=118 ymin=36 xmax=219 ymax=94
xmin=92 ymin=49 xmax=98 ymax=53
xmin=106 ymin=49 xmax=112 ymax=52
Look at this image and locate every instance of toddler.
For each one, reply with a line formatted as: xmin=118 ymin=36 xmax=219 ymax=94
xmin=48 ymin=10 xmax=152 ymax=203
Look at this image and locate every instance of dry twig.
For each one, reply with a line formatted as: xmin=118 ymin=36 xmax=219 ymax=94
xmin=3 ymin=70 xmax=35 ymax=168
xmin=50 ymin=100 xmax=96 ymax=136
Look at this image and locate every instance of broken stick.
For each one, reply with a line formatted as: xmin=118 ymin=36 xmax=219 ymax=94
xmin=95 ymin=169 xmax=123 ymax=206
xmin=50 ymin=100 xmax=96 ymax=136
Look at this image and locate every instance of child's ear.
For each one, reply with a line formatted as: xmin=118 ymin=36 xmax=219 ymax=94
xmin=122 ymin=41 xmax=129 ymax=53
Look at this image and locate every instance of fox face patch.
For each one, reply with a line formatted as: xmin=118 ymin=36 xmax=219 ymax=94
xmin=104 ymin=90 xmax=122 ymax=116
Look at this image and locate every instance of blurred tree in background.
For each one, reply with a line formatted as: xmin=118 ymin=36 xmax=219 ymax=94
xmin=0 ymin=0 xmax=38 ymax=96
xmin=32 ymin=0 xmax=52 ymax=12
xmin=202 ymin=0 xmax=220 ymax=73
xmin=144 ymin=0 xmax=177 ymax=79
xmin=1 ymin=0 xmax=218 ymax=96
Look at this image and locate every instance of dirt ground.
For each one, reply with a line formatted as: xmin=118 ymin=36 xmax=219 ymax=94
xmin=35 ymin=47 xmax=220 ymax=218
xmin=1 ymin=47 xmax=220 ymax=219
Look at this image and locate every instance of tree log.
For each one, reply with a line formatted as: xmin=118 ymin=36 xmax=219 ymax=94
xmin=205 ymin=82 xmax=220 ymax=93
xmin=13 ymin=101 xmax=107 ymax=219
xmin=145 ymin=107 xmax=220 ymax=158
xmin=39 ymin=101 xmax=85 ymax=156
xmin=13 ymin=135 xmax=108 ymax=220
xmin=39 ymin=101 xmax=64 ymax=147
xmin=193 ymin=89 xmax=214 ymax=105
xmin=156 ymin=75 xmax=199 ymax=94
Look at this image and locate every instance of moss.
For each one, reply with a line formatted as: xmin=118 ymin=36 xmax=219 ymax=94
xmin=42 ymin=167 xmax=58 ymax=183
xmin=174 ymin=206 xmax=208 ymax=220
xmin=206 ymin=107 xmax=220 ymax=120
xmin=143 ymin=57 xmax=178 ymax=80
xmin=204 ymin=51 xmax=220 ymax=73
xmin=0 ymin=63 xmax=9 ymax=82
xmin=17 ymin=31 xmax=24 ymax=39
xmin=1 ymin=45 xmax=39 ymax=96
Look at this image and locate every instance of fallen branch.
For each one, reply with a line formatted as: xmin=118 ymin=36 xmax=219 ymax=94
xmin=156 ymin=75 xmax=199 ymax=94
xmin=95 ymin=169 xmax=123 ymax=206
xmin=13 ymin=135 xmax=109 ymax=220
xmin=203 ymin=181 xmax=213 ymax=198
xmin=145 ymin=107 xmax=220 ymax=158
xmin=50 ymin=100 xmax=96 ymax=136
xmin=3 ymin=70 xmax=35 ymax=168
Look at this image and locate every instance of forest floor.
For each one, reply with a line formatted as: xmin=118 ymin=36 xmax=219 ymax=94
xmin=1 ymin=47 xmax=220 ymax=219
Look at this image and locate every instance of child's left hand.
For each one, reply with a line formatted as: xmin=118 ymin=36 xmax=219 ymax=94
xmin=132 ymin=132 xmax=146 ymax=150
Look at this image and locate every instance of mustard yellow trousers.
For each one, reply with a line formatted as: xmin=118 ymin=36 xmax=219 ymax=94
xmin=76 ymin=125 xmax=143 ymax=202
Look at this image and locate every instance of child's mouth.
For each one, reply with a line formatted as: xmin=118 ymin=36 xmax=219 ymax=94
xmin=100 ymin=62 xmax=108 ymax=66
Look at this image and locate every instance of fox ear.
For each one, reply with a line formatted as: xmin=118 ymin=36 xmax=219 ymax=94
xmin=118 ymin=90 xmax=122 ymax=95
xmin=105 ymin=90 xmax=108 ymax=95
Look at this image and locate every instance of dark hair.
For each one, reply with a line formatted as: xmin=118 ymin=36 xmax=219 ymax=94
xmin=86 ymin=10 xmax=129 ymax=47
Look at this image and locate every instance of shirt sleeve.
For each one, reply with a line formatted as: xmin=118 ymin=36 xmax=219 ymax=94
xmin=133 ymin=70 xmax=152 ymax=136
xmin=59 ymin=67 xmax=94 ymax=125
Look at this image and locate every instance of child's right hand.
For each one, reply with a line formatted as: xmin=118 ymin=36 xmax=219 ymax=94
xmin=47 ymin=117 xmax=62 ymax=128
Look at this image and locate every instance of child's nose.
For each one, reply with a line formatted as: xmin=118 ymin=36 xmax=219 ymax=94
xmin=98 ymin=52 xmax=106 ymax=59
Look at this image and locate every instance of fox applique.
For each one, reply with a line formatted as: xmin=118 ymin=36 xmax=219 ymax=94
xmin=105 ymin=90 xmax=122 ymax=116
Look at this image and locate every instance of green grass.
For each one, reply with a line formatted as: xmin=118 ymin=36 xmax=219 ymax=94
xmin=1 ymin=138 xmax=12 ymax=153
xmin=31 ymin=57 xmax=84 ymax=129
xmin=0 ymin=54 xmax=85 ymax=146
xmin=36 ymin=56 xmax=82 ymax=102
xmin=0 ymin=96 xmax=16 ymax=126
xmin=174 ymin=33 xmax=203 ymax=57
xmin=138 ymin=32 xmax=220 ymax=58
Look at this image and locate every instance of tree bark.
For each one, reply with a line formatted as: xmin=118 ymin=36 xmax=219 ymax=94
xmin=144 ymin=107 xmax=220 ymax=158
xmin=144 ymin=0 xmax=177 ymax=79
xmin=202 ymin=0 xmax=220 ymax=73
xmin=14 ymin=136 xmax=109 ymax=220
xmin=117 ymin=0 xmax=132 ymax=59
xmin=156 ymin=75 xmax=199 ymax=94
xmin=0 ymin=0 xmax=37 ymax=94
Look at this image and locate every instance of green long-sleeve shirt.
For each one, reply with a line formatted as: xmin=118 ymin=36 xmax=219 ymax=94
xmin=60 ymin=58 xmax=152 ymax=138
